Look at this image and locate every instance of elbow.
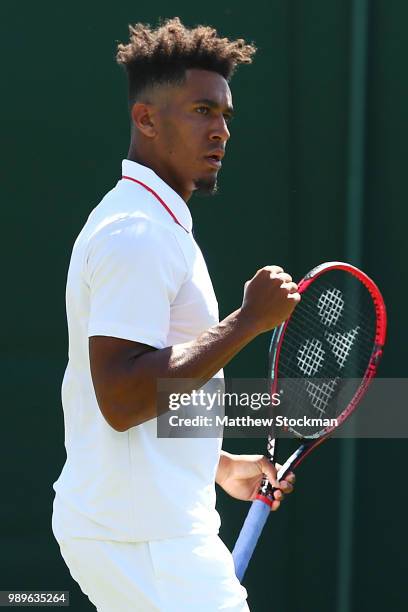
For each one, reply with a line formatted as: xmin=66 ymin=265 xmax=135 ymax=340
xmin=92 ymin=376 xmax=154 ymax=431
xmin=98 ymin=400 xmax=149 ymax=432
xmin=107 ymin=416 xmax=130 ymax=433
xmin=100 ymin=402 xmax=133 ymax=432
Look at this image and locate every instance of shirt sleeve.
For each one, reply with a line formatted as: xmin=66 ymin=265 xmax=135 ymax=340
xmin=84 ymin=217 xmax=187 ymax=349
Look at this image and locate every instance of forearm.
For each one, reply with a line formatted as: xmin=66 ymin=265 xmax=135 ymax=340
xmin=99 ymin=308 xmax=258 ymax=431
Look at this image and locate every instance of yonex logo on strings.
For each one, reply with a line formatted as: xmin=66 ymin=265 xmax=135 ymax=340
xmin=296 ymin=288 xmax=360 ymax=414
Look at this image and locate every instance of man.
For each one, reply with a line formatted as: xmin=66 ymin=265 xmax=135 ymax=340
xmin=53 ymin=17 xmax=299 ymax=611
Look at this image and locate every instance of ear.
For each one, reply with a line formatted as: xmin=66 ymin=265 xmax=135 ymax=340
xmin=130 ymin=103 xmax=157 ymax=138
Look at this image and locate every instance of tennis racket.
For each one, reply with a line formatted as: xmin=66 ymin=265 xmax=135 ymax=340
xmin=232 ymin=261 xmax=387 ymax=581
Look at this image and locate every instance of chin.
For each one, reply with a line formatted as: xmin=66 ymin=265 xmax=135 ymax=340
xmin=193 ymin=176 xmax=218 ymax=197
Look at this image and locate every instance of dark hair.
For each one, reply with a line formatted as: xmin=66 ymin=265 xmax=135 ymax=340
xmin=116 ymin=17 xmax=256 ymax=105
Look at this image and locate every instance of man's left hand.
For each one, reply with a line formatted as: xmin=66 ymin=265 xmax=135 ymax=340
xmin=216 ymin=451 xmax=295 ymax=511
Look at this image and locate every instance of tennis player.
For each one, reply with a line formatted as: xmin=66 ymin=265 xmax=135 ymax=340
xmin=52 ymin=17 xmax=299 ymax=611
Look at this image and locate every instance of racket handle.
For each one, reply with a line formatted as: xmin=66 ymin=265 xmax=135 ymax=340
xmin=232 ymin=499 xmax=270 ymax=581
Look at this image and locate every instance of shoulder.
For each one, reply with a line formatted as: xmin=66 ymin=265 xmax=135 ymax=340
xmin=87 ymin=214 xmax=182 ymax=261
xmin=83 ymin=215 xmax=190 ymax=295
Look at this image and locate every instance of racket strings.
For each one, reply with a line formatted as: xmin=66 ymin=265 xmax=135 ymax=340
xmin=273 ymin=272 xmax=377 ymax=437
xmin=279 ymin=377 xmax=343 ymax=421
xmin=317 ymin=287 xmax=344 ymax=326
xmin=281 ymin=280 xmax=375 ymax=374
xmin=285 ymin=289 xmax=376 ymax=338
xmin=281 ymin=328 xmax=372 ymax=376
xmin=285 ymin=304 xmax=375 ymax=341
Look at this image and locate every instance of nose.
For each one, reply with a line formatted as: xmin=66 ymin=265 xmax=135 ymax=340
xmin=209 ymin=115 xmax=230 ymax=143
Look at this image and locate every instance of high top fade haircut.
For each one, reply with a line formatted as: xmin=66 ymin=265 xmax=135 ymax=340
xmin=116 ymin=17 xmax=256 ymax=107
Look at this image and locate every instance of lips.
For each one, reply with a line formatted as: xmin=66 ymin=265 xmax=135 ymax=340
xmin=205 ymin=157 xmax=222 ymax=169
xmin=204 ymin=150 xmax=224 ymax=169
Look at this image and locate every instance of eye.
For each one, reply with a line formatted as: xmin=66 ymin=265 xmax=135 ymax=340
xmin=223 ymin=113 xmax=233 ymax=123
xmin=196 ymin=106 xmax=210 ymax=115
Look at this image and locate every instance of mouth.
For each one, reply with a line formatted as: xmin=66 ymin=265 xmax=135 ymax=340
xmin=205 ymin=157 xmax=222 ymax=169
xmin=204 ymin=149 xmax=225 ymax=169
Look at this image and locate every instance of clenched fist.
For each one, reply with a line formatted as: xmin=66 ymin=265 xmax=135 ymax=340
xmin=240 ymin=266 xmax=300 ymax=335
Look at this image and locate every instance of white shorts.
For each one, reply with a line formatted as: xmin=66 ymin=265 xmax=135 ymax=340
xmin=57 ymin=534 xmax=249 ymax=611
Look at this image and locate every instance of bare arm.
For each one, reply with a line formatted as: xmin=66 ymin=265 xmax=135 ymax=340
xmin=89 ymin=266 xmax=300 ymax=431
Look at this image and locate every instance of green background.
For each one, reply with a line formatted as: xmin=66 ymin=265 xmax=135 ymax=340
xmin=1 ymin=1 xmax=406 ymax=610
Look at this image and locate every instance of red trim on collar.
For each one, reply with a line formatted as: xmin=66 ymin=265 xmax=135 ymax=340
xmin=122 ymin=175 xmax=189 ymax=233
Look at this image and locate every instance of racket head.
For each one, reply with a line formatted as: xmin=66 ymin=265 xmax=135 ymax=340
xmin=268 ymin=261 xmax=387 ymax=443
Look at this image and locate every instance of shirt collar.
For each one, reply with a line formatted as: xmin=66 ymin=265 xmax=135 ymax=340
xmin=121 ymin=159 xmax=193 ymax=233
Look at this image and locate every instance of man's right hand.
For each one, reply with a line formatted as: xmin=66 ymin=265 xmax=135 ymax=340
xmin=240 ymin=265 xmax=301 ymax=335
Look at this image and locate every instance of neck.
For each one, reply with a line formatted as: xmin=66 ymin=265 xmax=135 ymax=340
xmin=127 ymin=145 xmax=192 ymax=202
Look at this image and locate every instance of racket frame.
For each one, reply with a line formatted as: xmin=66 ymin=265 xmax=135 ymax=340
xmin=257 ymin=261 xmax=387 ymax=507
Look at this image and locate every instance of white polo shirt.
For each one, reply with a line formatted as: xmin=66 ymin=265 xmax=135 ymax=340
xmin=52 ymin=160 xmax=223 ymax=543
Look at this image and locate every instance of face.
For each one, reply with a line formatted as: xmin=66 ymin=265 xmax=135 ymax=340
xmin=150 ymin=69 xmax=233 ymax=200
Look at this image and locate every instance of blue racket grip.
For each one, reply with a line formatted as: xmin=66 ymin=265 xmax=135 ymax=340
xmin=232 ymin=498 xmax=270 ymax=581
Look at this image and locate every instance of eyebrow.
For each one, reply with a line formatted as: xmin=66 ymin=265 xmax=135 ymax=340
xmin=193 ymin=98 xmax=234 ymax=117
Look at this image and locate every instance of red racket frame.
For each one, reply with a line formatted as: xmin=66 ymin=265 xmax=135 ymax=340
xmin=257 ymin=261 xmax=387 ymax=507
